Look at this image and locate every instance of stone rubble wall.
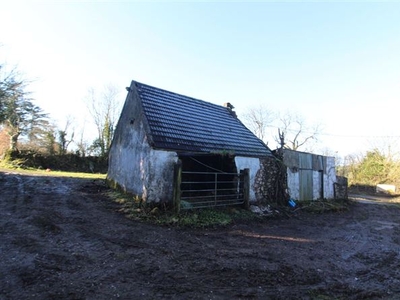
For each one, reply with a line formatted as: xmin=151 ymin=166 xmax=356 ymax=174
xmin=253 ymin=154 xmax=289 ymax=206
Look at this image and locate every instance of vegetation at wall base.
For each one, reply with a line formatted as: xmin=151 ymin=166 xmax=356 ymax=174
xmin=294 ymin=199 xmax=351 ymax=214
xmin=108 ymin=187 xmax=351 ymax=228
xmin=106 ymin=189 xmax=265 ymax=227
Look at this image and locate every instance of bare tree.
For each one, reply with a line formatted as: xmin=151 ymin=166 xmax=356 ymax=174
xmin=74 ymin=120 xmax=90 ymax=157
xmin=57 ymin=115 xmax=75 ymax=155
xmin=242 ymin=105 xmax=275 ymax=142
xmin=85 ymin=84 xmax=122 ymax=157
xmin=43 ymin=125 xmax=57 ymax=155
xmin=275 ymin=111 xmax=322 ymax=151
xmin=242 ymin=106 xmax=322 ymax=151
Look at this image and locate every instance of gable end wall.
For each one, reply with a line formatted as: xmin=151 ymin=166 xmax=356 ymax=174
xmin=107 ymin=86 xmax=178 ymax=203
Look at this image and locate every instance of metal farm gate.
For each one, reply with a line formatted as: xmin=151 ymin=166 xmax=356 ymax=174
xmin=173 ymin=165 xmax=249 ymax=210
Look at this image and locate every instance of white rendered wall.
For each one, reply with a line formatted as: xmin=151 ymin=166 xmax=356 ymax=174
xmin=235 ymin=156 xmax=262 ymax=203
xmin=324 ymin=157 xmax=336 ymax=199
xmin=108 ymin=117 xmax=178 ymax=203
xmin=287 ymin=170 xmax=300 ymax=200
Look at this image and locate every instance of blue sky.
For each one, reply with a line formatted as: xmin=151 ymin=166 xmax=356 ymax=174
xmin=1 ymin=1 xmax=400 ymax=157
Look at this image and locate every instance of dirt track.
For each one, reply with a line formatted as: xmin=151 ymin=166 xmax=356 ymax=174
xmin=1 ymin=170 xmax=400 ymax=299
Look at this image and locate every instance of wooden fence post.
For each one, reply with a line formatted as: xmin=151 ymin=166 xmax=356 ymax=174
xmin=243 ymin=168 xmax=250 ymax=209
xmin=173 ymin=160 xmax=182 ymax=213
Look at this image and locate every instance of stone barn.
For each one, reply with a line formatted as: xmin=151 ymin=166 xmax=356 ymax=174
xmin=107 ymin=80 xmax=273 ymax=209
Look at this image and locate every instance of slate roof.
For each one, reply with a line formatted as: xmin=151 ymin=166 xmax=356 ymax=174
xmin=132 ymin=80 xmax=273 ymax=157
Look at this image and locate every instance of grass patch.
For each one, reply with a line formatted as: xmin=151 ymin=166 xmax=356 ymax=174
xmin=160 ymin=209 xmax=233 ymax=227
xmin=158 ymin=208 xmax=262 ymax=228
xmin=106 ymin=189 xmax=260 ymax=227
xmin=1 ymin=150 xmax=108 ymax=173
xmin=295 ymin=199 xmax=350 ymax=214
xmin=0 ymin=163 xmax=106 ymax=180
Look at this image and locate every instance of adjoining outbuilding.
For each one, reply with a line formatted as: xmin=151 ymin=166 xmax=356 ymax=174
xmin=279 ymin=149 xmax=337 ymax=201
xmin=107 ymin=80 xmax=274 ymax=210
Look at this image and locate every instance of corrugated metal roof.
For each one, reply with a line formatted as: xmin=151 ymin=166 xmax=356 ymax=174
xmin=133 ymin=80 xmax=273 ymax=157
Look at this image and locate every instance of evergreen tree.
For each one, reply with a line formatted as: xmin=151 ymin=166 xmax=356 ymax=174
xmin=0 ymin=64 xmax=49 ymax=151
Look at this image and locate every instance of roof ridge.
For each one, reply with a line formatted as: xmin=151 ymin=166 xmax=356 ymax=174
xmin=133 ymin=80 xmax=227 ymax=110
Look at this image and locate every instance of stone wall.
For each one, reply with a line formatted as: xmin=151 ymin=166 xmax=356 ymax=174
xmin=253 ymin=153 xmax=289 ymax=206
xmin=334 ymin=176 xmax=348 ymax=199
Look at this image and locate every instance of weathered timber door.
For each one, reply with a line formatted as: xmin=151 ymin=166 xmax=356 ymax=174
xmin=299 ymin=152 xmax=313 ymax=201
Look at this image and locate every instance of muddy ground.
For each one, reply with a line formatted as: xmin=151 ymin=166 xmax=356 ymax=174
xmin=1 ymin=170 xmax=400 ymax=300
